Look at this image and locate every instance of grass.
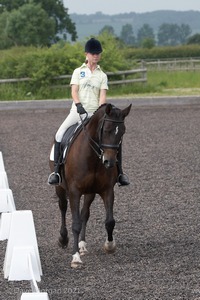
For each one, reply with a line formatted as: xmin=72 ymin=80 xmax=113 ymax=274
xmin=146 ymin=70 xmax=200 ymax=97
xmin=148 ymin=70 xmax=200 ymax=88
xmin=108 ymin=70 xmax=200 ymax=98
xmin=1 ymin=70 xmax=200 ymax=101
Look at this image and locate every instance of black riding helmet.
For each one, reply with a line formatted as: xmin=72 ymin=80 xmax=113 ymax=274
xmin=85 ymin=38 xmax=103 ymax=54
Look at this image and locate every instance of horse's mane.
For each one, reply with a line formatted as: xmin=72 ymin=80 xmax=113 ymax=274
xmin=93 ymin=103 xmax=108 ymax=115
xmin=89 ymin=103 xmax=124 ymax=124
xmin=93 ymin=103 xmax=120 ymax=116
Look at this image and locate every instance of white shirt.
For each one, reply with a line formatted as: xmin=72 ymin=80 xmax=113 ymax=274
xmin=70 ymin=63 xmax=108 ymax=112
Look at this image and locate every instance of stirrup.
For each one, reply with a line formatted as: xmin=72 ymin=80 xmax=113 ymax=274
xmin=48 ymin=172 xmax=62 ymax=186
xmin=117 ymin=173 xmax=130 ymax=187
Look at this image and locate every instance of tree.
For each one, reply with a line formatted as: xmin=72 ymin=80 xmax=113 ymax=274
xmin=141 ymin=38 xmax=155 ymax=49
xmin=158 ymin=23 xmax=179 ymax=46
xmin=0 ymin=0 xmax=25 ymax=12
xmin=34 ymin=0 xmax=77 ymax=41
xmin=0 ymin=3 xmax=55 ymax=48
xmin=97 ymin=32 xmax=128 ymax=71
xmin=179 ymin=24 xmax=192 ymax=44
xmin=0 ymin=11 xmax=13 ymax=49
xmin=99 ymin=25 xmax=115 ymax=36
xmin=137 ymin=24 xmax=155 ymax=47
xmin=0 ymin=0 xmax=77 ymax=41
xmin=120 ymin=24 xmax=136 ymax=46
xmin=157 ymin=23 xmax=192 ymax=46
xmin=187 ymin=33 xmax=200 ymax=45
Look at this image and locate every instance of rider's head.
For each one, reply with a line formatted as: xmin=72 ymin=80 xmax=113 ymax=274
xmin=85 ymin=38 xmax=103 ymax=54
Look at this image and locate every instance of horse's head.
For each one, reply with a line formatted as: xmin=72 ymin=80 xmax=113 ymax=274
xmin=97 ymin=103 xmax=132 ymax=169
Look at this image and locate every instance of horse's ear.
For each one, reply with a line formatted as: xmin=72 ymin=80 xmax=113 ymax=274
xmin=105 ymin=103 xmax=113 ymax=115
xmin=122 ymin=104 xmax=132 ymax=118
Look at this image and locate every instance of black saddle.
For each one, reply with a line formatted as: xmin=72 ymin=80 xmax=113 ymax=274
xmin=60 ymin=117 xmax=90 ymax=163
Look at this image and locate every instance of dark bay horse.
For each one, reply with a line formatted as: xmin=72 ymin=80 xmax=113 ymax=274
xmin=49 ymin=103 xmax=132 ymax=268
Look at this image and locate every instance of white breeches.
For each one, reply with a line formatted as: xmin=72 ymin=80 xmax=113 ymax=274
xmin=55 ymin=110 xmax=93 ymax=142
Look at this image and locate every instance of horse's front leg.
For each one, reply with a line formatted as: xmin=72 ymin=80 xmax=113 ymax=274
xmin=79 ymin=193 xmax=96 ymax=255
xmin=56 ymin=186 xmax=69 ymax=248
xmin=69 ymin=191 xmax=83 ymax=268
xmin=102 ymin=189 xmax=116 ymax=253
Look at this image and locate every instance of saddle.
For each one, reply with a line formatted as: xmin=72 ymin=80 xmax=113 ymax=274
xmin=60 ymin=117 xmax=90 ymax=164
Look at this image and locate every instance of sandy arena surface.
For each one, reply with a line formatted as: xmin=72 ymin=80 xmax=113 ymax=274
xmin=1 ymin=98 xmax=200 ymax=300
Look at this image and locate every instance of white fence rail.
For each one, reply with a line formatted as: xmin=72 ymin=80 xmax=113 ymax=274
xmin=143 ymin=58 xmax=200 ymax=71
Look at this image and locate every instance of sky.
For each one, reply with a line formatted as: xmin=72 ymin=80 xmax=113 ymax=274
xmin=64 ymin=0 xmax=200 ymax=15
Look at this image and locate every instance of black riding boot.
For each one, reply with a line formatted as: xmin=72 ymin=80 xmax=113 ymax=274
xmin=48 ymin=141 xmax=62 ymax=185
xmin=117 ymin=144 xmax=130 ymax=186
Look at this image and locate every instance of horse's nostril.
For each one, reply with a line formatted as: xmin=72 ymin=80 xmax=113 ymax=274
xmin=104 ymin=159 xmax=115 ymax=169
xmin=104 ymin=160 xmax=110 ymax=169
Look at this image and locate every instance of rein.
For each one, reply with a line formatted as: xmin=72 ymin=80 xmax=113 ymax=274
xmin=79 ymin=113 xmax=103 ymax=159
xmin=79 ymin=112 xmax=124 ymax=159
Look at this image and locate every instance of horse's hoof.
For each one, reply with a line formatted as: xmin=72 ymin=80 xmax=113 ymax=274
xmin=80 ymin=249 xmax=88 ymax=256
xmin=71 ymin=252 xmax=83 ymax=269
xmin=71 ymin=261 xmax=83 ymax=269
xmin=103 ymin=239 xmax=116 ymax=254
xmin=58 ymin=237 xmax=69 ymax=248
xmin=79 ymin=241 xmax=88 ymax=256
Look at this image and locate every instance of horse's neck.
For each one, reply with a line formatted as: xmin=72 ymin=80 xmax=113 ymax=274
xmin=88 ymin=109 xmax=105 ymax=136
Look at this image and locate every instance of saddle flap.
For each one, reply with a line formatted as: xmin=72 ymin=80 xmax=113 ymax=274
xmin=61 ymin=122 xmax=82 ymax=161
xmin=49 ymin=123 xmax=81 ymax=162
xmin=50 ymin=116 xmax=91 ymax=163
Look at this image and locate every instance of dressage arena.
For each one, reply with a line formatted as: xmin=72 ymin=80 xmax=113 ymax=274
xmin=0 ymin=98 xmax=200 ymax=299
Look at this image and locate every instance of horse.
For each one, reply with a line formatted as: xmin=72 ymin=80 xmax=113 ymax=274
xmin=49 ymin=103 xmax=132 ymax=268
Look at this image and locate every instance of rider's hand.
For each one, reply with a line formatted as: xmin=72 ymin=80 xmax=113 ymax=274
xmin=76 ymin=103 xmax=87 ymax=115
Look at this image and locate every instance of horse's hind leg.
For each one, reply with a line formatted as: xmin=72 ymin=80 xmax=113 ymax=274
xmin=56 ymin=186 xmax=69 ymax=248
xmin=79 ymin=193 xmax=95 ymax=255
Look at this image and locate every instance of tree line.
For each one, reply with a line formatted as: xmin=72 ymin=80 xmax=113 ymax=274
xmin=0 ymin=0 xmax=200 ymax=50
xmin=100 ymin=23 xmax=199 ymax=48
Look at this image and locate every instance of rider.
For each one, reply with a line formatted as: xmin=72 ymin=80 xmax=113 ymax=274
xmin=48 ymin=38 xmax=130 ymax=187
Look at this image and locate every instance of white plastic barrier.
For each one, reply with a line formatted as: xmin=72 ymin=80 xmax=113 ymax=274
xmin=18 ymin=251 xmax=50 ymax=299
xmin=0 ymin=188 xmax=16 ymax=240
xmin=0 ymin=151 xmax=5 ymax=171
xmin=0 ymin=213 xmax=13 ymax=240
xmin=0 ymin=171 xmax=9 ymax=188
xmin=21 ymin=293 xmax=50 ymax=300
xmin=4 ymin=210 xmax=42 ymax=281
xmin=0 ymin=152 xmax=49 ymax=299
xmin=8 ymin=246 xmax=42 ymax=281
xmin=0 ymin=188 xmax=16 ymax=212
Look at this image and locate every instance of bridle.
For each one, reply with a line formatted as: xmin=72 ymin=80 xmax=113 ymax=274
xmin=98 ymin=116 xmax=124 ymax=150
xmin=80 ymin=112 xmax=124 ymax=159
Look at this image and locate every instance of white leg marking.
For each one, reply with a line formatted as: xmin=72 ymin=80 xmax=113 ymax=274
xmin=71 ymin=252 xmax=83 ymax=268
xmin=79 ymin=241 xmax=88 ymax=256
xmin=104 ymin=238 xmax=116 ymax=253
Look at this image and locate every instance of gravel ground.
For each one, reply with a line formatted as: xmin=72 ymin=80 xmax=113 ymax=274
xmin=1 ymin=99 xmax=200 ymax=300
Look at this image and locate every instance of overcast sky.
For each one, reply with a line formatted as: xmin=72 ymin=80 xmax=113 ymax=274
xmin=64 ymin=0 xmax=200 ymax=15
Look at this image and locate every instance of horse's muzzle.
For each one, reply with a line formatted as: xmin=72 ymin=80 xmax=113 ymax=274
xmin=102 ymin=154 xmax=116 ymax=169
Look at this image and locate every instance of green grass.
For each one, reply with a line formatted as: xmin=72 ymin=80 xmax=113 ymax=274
xmin=108 ymin=70 xmax=200 ymax=98
xmin=0 ymin=84 xmax=71 ymax=101
xmin=148 ymin=70 xmax=200 ymax=89
xmin=1 ymin=70 xmax=200 ymax=101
